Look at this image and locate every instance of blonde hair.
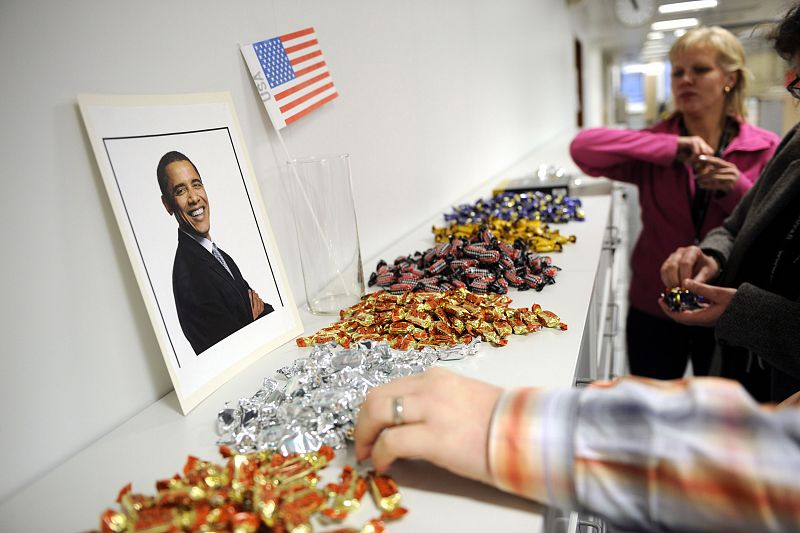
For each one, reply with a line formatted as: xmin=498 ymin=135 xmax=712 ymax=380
xmin=669 ymin=26 xmax=750 ymax=118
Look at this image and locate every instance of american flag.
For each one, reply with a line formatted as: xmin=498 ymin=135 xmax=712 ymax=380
xmin=242 ymin=28 xmax=338 ymax=130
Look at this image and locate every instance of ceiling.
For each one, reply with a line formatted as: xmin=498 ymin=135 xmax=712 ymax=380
xmin=570 ymin=0 xmax=791 ymax=63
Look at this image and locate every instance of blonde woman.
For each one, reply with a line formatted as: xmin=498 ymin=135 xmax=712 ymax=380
xmin=570 ymin=27 xmax=779 ymax=381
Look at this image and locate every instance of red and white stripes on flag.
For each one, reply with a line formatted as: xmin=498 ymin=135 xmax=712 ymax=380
xmin=241 ymin=27 xmax=339 ymax=130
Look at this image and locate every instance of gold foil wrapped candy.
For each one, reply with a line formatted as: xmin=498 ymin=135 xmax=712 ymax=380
xmin=97 ymin=447 xmax=404 ymax=533
xmin=296 ymin=288 xmax=567 ymax=349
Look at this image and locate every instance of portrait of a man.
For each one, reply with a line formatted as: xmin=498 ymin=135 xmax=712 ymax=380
xmin=79 ymin=93 xmax=302 ymax=413
xmin=157 ymin=151 xmax=275 ymax=354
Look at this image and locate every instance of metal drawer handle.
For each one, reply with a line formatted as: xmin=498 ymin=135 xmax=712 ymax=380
xmin=603 ymin=302 xmax=619 ymax=338
xmin=577 ymin=519 xmax=604 ymax=532
xmin=603 ymin=225 xmax=621 ymax=250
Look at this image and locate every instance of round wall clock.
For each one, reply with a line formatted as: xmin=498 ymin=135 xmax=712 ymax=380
xmin=614 ymin=0 xmax=657 ymax=27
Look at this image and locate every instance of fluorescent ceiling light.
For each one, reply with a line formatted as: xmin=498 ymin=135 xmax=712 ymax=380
xmin=651 ymin=17 xmax=699 ymax=31
xmin=642 ymin=39 xmax=668 ymax=48
xmin=674 ymin=28 xmax=688 ymax=37
xmin=623 ymin=63 xmax=665 ymax=76
xmin=647 ymin=31 xmax=665 ymax=40
xmin=659 ymin=1 xmax=717 ymax=14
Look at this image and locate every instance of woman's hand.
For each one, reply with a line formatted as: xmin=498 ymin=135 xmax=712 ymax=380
xmin=676 ymin=135 xmax=714 ymax=164
xmin=658 ymin=279 xmax=736 ymax=327
xmin=694 ymin=155 xmax=741 ymax=193
xmin=354 ymin=368 xmax=502 ymax=485
xmin=660 ymin=245 xmax=720 ymax=288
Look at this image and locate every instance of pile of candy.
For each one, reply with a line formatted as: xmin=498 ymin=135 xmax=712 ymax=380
xmin=443 ymin=191 xmax=584 ymax=225
xmin=98 ymin=446 xmax=405 ymax=533
xmin=217 ymin=341 xmax=477 ymax=455
xmin=662 ymin=287 xmax=707 ymax=312
xmin=296 ymin=288 xmax=567 ymax=349
xmin=432 ymin=217 xmax=576 ymax=253
xmin=368 ymin=229 xmax=560 ymax=296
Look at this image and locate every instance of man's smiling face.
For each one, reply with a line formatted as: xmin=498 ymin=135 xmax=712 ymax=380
xmin=161 ymin=160 xmax=211 ymax=239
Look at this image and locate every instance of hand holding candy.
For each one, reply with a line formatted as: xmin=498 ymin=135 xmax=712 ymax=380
xmin=694 ymin=155 xmax=741 ymax=194
xmin=658 ymin=279 xmax=736 ymax=327
xmin=676 ymin=135 xmax=714 ymax=164
xmin=661 ymin=286 xmax=706 ymax=312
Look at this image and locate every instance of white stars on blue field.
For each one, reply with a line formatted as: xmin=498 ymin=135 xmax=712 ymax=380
xmin=253 ymin=38 xmax=295 ymax=89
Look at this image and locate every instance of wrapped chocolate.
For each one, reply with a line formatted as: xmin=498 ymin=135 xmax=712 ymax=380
xmin=97 ymin=447 xmax=403 ymax=533
xmin=321 ymin=465 xmax=368 ymax=522
xmin=296 ymin=288 xmax=567 ymax=350
xmin=432 ymin=217 xmax=576 ymax=253
xmin=662 ymin=287 xmax=707 ymax=312
xmin=443 ymin=191 xmax=584 ymax=225
xmin=368 ymin=229 xmax=561 ymax=296
xmin=217 ymin=340 xmax=479 ymax=456
xmin=368 ymin=471 xmax=408 ymax=521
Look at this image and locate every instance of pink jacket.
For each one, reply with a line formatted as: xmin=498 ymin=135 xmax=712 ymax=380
xmin=570 ymin=115 xmax=779 ymax=318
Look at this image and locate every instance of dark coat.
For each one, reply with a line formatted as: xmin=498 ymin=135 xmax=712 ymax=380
xmin=702 ymin=123 xmax=800 ymax=401
xmin=172 ymin=230 xmax=273 ymax=354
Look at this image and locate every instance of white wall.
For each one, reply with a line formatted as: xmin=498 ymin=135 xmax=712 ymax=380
xmin=581 ymin=45 xmax=605 ymax=127
xmin=0 ymin=0 xmax=577 ymax=502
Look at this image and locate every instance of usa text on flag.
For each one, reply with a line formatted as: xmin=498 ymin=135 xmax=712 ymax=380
xmin=241 ymin=27 xmax=338 ymax=130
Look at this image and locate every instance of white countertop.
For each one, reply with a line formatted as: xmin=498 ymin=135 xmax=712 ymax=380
xmin=0 ymin=187 xmax=611 ymax=532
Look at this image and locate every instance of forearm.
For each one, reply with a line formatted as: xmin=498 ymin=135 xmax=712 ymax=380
xmin=700 ymin=171 xmax=761 ymax=270
xmin=569 ymin=128 xmax=677 ymax=182
xmin=489 ymin=377 xmax=800 ymax=532
xmin=489 ymin=387 xmax=579 ymax=509
xmin=699 ymin=228 xmax=733 ymax=271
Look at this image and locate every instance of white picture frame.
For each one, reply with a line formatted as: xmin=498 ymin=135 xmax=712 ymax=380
xmin=78 ymin=92 xmax=302 ymax=414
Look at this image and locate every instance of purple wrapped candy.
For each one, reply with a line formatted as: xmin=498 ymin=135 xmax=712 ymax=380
xmin=443 ymin=191 xmax=584 ymax=225
xmin=662 ymin=287 xmax=707 ymax=312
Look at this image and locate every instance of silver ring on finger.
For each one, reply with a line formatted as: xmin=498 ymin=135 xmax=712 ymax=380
xmin=392 ymin=396 xmax=404 ymax=426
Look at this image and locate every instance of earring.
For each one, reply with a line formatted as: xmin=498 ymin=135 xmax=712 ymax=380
xmin=724 ymin=86 xmax=731 ymax=93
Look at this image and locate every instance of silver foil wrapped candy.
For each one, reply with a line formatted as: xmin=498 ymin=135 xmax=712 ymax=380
xmin=216 ymin=339 xmax=479 ymax=455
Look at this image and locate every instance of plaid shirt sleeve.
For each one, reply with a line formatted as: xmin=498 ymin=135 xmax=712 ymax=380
xmin=488 ymin=376 xmax=800 ymax=532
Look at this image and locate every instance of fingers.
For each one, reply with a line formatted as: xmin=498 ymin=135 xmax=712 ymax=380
xmin=660 ymin=250 xmax=682 ymax=288
xmin=778 ymin=390 xmax=800 ymax=407
xmin=354 ymin=368 xmax=502 ymax=485
xmin=369 ymin=423 xmax=438 ymax=473
xmin=696 ymin=171 xmax=738 ymax=192
xmin=693 ymin=260 xmax=718 ymax=283
xmin=249 ymin=289 xmax=264 ymax=303
xmin=694 ymin=156 xmax=740 ymax=193
xmin=660 ymin=246 xmax=708 ymax=287
xmin=249 ymin=290 xmax=265 ymax=319
xmin=355 ymin=392 xmax=424 ymax=461
xmin=686 ymin=136 xmax=713 ymax=155
xmin=696 ymin=154 xmax=731 ymax=168
xmin=354 ymin=375 xmax=427 ymax=460
xmin=682 ymin=279 xmax=728 ymax=303
xmin=677 ymin=136 xmax=713 ymax=163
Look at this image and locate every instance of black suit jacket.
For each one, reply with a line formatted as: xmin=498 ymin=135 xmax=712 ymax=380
xmin=172 ymin=230 xmax=274 ymax=354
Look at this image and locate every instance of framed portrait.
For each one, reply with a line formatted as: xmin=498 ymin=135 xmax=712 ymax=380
xmin=78 ymin=92 xmax=303 ymax=414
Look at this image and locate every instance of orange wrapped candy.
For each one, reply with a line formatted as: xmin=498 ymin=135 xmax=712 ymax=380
xmin=296 ymin=288 xmax=566 ymax=349
xmin=95 ymin=446 xmax=406 ymax=533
